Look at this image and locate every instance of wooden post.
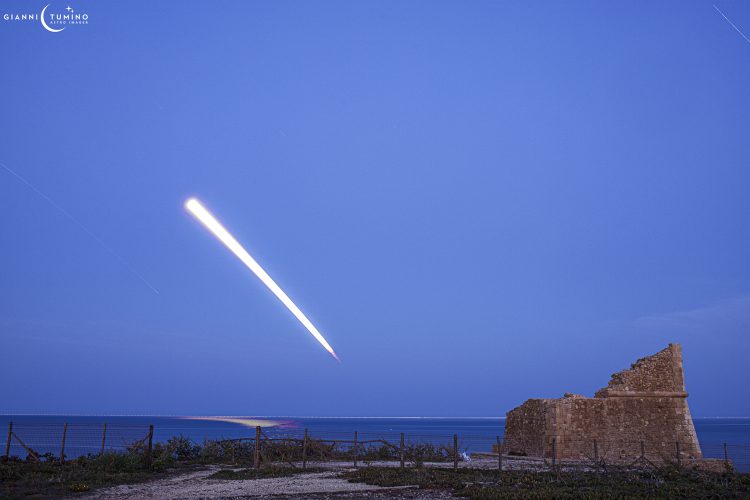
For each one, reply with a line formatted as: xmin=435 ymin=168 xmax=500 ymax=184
xmin=497 ymin=436 xmax=502 ymax=471
xmin=3 ymin=421 xmax=11 ymax=463
xmin=675 ymin=441 xmax=681 ymax=468
xmin=302 ymin=429 xmax=308 ymax=469
xmin=145 ymin=425 xmax=154 ymax=468
xmin=453 ymin=434 xmax=458 ymax=469
xmin=640 ymin=441 xmax=645 ymax=459
xmin=353 ymin=431 xmax=358 ymax=468
xmin=60 ymin=423 xmax=68 ymax=464
xmin=593 ymin=439 xmax=598 ymax=463
xmin=254 ymin=426 xmax=261 ymax=469
xmin=724 ymin=443 xmax=729 ymax=471
xmin=400 ymin=433 xmax=405 ymax=468
xmin=100 ymin=423 xmax=107 ymax=457
xmin=551 ymin=438 xmax=556 ymax=468
xmin=10 ymin=432 xmax=38 ymax=462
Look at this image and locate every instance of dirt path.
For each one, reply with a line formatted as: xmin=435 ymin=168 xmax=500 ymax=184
xmin=82 ymin=457 xmax=550 ymax=499
xmin=85 ymin=466 xmax=447 ymax=499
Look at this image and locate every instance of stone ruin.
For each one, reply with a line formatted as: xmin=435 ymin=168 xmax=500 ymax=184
xmin=503 ymin=343 xmax=703 ymax=464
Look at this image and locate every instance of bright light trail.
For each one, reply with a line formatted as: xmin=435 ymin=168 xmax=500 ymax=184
xmin=185 ymin=198 xmax=340 ymax=362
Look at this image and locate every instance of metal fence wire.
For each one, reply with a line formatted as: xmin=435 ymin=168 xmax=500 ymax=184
xmin=2 ymin=422 xmax=749 ymax=473
xmin=3 ymin=422 xmax=153 ymax=462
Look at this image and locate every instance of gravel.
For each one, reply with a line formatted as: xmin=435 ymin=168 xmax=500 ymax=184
xmin=84 ymin=466 xmax=450 ymax=499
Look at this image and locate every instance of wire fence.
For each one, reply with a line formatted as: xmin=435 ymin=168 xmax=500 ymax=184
xmin=3 ymin=421 xmax=749 ymax=473
xmin=3 ymin=422 xmax=153 ymax=463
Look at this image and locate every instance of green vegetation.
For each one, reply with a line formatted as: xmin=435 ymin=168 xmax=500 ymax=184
xmin=0 ymin=433 xmax=364 ymax=497
xmin=6 ymin=434 xmax=746 ymax=499
xmin=1 ymin=453 xmax=179 ymax=498
xmin=343 ymin=466 xmax=750 ymax=499
xmin=151 ymin=434 xmax=458 ymax=467
xmin=1 ymin=435 xmax=231 ymax=498
xmin=357 ymin=442 xmax=458 ymax=465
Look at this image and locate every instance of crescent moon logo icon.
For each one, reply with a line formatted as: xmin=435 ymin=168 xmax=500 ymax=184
xmin=40 ymin=5 xmax=65 ymax=33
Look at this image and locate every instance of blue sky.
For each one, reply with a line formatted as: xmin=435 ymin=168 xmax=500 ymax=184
xmin=1 ymin=1 xmax=749 ymax=416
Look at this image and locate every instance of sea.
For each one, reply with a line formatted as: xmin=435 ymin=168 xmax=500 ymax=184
xmin=1 ymin=416 xmax=748 ymax=471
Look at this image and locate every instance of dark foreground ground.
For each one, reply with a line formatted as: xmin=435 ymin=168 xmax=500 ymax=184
xmin=343 ymin=466 xmax=750 ymax=498
xmin=2 ymin=458 xmax=750 ymax=499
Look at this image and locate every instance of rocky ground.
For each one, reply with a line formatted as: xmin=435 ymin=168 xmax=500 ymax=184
xmin=83 ymin=465 xmax=453 ymax=499
xmin=81 ymin=457 xmax=563 ymax=499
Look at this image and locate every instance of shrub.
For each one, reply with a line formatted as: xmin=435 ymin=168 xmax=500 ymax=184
xmin=67 ymin=482 xmax=90 ymax=492
xmin=163 ymin=435 xmax=201 ymax=461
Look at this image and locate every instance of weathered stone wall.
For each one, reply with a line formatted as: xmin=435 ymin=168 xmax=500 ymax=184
xmin=595 ymin=343 xmax=685 ymax=396
xmin=503 ymin=344 xmax=702 ymax=462
xmin=503 ymin=398 xmax=548 ymax=457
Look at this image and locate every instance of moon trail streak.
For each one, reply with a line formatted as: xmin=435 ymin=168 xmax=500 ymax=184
xmin=0 ymin=161 xmax=160 ymax=294
xmin=185 ymin=198 xmax=340 ymax=362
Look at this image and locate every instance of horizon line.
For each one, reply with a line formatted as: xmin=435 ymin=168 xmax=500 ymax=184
xmin=1 ymin=413 xmax=749 ymax=419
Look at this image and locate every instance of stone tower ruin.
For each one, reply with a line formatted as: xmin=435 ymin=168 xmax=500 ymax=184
xmin=503 ymin=343 xmax=702 ymax=462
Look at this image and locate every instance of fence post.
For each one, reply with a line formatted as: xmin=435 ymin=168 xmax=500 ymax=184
xmin=145 ymin=425 xmax=154 ymax=469
xmin=675 ymin=441 xmax=681 ymax=468
xmin=593 ymin=439 xmax=598 ymax=463
xmin=254 ymin=426 xmax=261 ymax=469
xmin=400 ymin=433 xmax=405 ymax=468
xmin=551 ymin=438 xmax=556 ymax=469
xmin=353 ymin=431 xmax=358 ymax=468
xmin=4 ymin=421 xmax=12 ymax=463
xmin=453 ymin=434 xmax=458 ymax=470
xmin=724 ymin=443 xmax=729 ymax=471
xmin=497 ymin=436 xmax=502 ymax=471
xmin=302 ymin=428 xmax=308 ymax=469
xmin=60 ymin=423 xmax=68 ymax=464
xmin=100 ymin=423 xmax=107 ymax=457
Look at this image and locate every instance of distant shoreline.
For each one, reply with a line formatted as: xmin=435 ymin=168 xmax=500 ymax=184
xmin=2 ymin=414 xmax=750 ymax=419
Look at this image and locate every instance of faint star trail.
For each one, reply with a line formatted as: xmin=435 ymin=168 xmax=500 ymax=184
xmin=0 ymin=161 xmax=160 ymax=294
xmin=714 ymin=4 xmax=750 ymax=45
